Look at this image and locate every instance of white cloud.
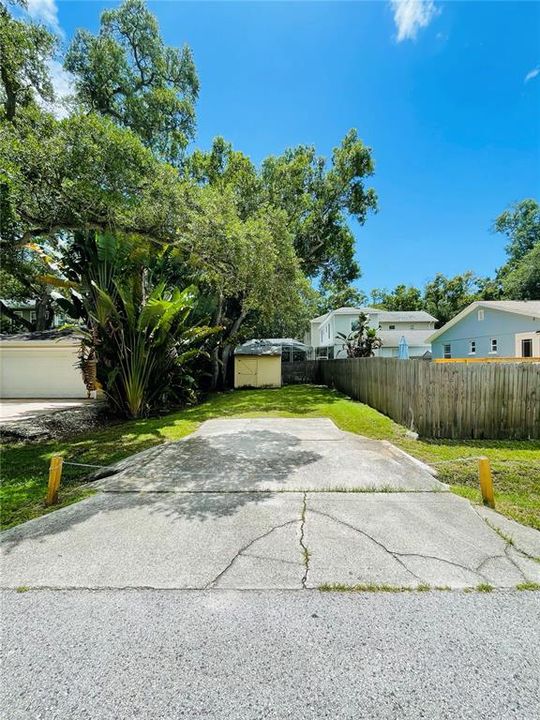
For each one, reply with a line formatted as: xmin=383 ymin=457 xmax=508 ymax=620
xmin=26 ymin=0 xmax=62 ymax=36
xmin=390 ymin=0 xmax=439 ymax=42
xmin=524 ymin=66 xmax=540 ymax=83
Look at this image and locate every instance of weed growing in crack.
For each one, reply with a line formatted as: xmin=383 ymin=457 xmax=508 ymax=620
xmin=516 ymin=582 xmax=540 ymax=591
xmin=318 ymin=583 xmax=434 ymax=593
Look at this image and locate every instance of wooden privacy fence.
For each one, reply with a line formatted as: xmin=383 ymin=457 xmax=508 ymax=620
xmin=316 ymin=358 xmax=540 ymax=440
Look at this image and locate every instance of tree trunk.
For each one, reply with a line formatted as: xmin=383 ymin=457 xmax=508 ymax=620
xmin=35 ymin=294 xmax=54 ymax=330
xmin=0 ymin=63 xmax=17 ymax=122
xmin=219 ymin=308 xmax=247 ymax=389
xmin=209 ymin=292 xmax=224 ymax=391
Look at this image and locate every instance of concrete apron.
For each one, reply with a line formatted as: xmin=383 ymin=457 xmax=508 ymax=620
xmin=2 ymin=419 xmax=539 ymax=590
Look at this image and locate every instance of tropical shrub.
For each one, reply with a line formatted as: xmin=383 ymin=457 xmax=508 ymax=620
xmin=336 ymin=312 xmax=382 ymax=358
xmin=52 ymin=232 xmax=219 ymax=417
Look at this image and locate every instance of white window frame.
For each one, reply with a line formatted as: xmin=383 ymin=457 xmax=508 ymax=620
xmin=443 ymin=343 xmax=452 ymax=359
xmin=478 ymin=309 xmax=485 ymax=321
xmin=469 ymin=340 xmax=476 ymax=355
xmin=389 ymin=324 xmax=395 ymax=330
xmin=489 ymin=338 xmax=498 ymax=354
xmin=521 ymin=338 xmax=533 ymax=358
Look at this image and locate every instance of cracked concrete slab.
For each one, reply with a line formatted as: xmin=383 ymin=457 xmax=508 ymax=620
xmin=0 ymin=492 xmax=305 ymax=589
xmin=94 ymin=418 xmax=443 ymax=492
xmin=2 ymin=419 xmax=537 ymax=591
xmin=304 ymin=493 xmax=540 ymax=589
xmin=473 ymin=505 xmax=540 ymax=559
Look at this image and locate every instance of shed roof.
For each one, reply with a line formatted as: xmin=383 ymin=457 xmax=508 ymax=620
xmin=234 ymin=339 xmax=282 ymax=356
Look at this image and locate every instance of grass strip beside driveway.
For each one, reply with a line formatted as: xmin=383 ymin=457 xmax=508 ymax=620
xmin=1 ymin=385 xmax=538 ymax=530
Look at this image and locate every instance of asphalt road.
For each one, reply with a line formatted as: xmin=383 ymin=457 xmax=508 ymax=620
xmin=2 ymin=589 xmax=539 ymax=720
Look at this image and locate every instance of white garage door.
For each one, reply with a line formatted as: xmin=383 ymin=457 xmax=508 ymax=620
xmin=0 ymin=343 xmax=87 ymax=398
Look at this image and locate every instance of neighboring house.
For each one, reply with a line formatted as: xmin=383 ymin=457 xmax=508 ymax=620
xmin=307 ymin=307 xmax=437 ymax=359
xmin=0 ymin=300 xmax=67 ymax=334
xmin=0 ymin=330 xmax=88 ymax=399
xmin=427 ymin=300 xmax=540 ymax=360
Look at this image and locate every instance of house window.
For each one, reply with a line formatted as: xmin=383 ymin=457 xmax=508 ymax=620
xmin=320 ymin=329 xmax=324 ymax=345
xmin=478 ymin=309 xmax=484 ymax=321
xmin=30 ymin=311 xmax=37 ymax=323
xmin=389 ymin=324 xmax=395 ymax=330
xmin=490 ymin=338 xmax=498 ymax=354
xmin=521 ymin=338 xmax=533 ymax=358
xmin=443 ymin=343 xmax=451 ymax=359
xmin=409 ymin=324 xmax=415 ymax=330
xmin=351 ymin=320 xmax=360 ymax=331
xmin=469 ymin=341 xmax=476 ymax=355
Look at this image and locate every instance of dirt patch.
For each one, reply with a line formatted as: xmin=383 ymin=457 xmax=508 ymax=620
xmin=0 ymin=403 xmax=120 ymax=443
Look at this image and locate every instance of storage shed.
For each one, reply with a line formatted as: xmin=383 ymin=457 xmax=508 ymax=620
xmin=234 ymin=340 xmax=282 ymax=389
xmin=0 ymin=330 xmax=87 ymax=399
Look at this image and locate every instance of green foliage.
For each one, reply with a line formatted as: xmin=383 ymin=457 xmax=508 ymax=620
xmin=0 ymin=3 xmax=57 ymax=121
xmin=370 ymin=284 xmax=423 ymax=311
xmin=494 ymin=199 xmax=540 ymax=266
xmin=261 ymin=129 xmax=377 ymax=283
xmin=500 ymin=243 xmax=540 ymax=300
xmin=422 ymin=272 xmax=480 ymax=326
xmin=0 ymin=109 xmax=189 ymax=243
xmin=62 ymin=233 xmax=218 ymax=418
xmin=336 ymin=312 xmax=382 ymax=357
xmin=492 ymin=199 xmax=540 ymax=300
xmin=317 ymin=279 xmax=367 ymax=314
xmin=64 ymin=0 xmax=198 ymax=164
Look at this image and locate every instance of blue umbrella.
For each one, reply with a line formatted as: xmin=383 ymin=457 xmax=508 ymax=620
xmin=398 ymin=335 xmax=409 ymax=360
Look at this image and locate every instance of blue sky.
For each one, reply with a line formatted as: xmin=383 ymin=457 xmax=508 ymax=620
xmin=25 ymin=1 xmax=540 ymax=296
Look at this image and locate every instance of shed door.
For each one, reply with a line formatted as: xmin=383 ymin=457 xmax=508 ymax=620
xmin=235 ymin=356 xmax=258 ymax=388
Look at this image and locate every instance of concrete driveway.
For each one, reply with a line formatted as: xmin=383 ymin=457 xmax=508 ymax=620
xmin=0 ymin=398 xmax=93 ymax=423
xmin=2 ymin=418 xmax=539 ymax=590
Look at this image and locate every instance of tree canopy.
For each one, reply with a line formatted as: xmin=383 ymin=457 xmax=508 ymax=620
xmin=0 ymin=2 xmax=57 ymax=121
xmin=261 ymin=129 xmax=377 ymax=283
xmin=64 ymin=0 xmax=198 ymax=164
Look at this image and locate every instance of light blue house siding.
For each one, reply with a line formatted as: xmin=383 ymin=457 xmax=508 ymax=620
xmin=431 ymin=307 xmax=540 ymax=359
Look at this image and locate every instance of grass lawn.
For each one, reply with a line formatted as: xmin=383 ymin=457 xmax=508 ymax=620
xmin=1 ymin=385 xmax=539 ymax=531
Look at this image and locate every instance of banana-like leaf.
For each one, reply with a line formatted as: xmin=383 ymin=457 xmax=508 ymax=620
xmin=95 ymin=232 xmax=118 ymax=264
xmin=36 ymin=275 xmax=79 ymax=289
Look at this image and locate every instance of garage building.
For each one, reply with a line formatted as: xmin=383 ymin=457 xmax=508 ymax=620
xmin=0 ymin=330 xmax=87 ymax=399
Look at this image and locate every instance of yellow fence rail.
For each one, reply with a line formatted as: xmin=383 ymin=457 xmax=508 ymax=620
xmin=435 ymin=357 xmax=540 ymax=364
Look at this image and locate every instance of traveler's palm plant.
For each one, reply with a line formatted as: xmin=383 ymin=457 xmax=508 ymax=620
xmin=38 ymin=232 xmax=218 ymax=417
xmin=336 ymin=312 xmax=382 ymax=358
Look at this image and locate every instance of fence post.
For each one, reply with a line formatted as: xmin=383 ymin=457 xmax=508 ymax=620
xmin=45 ymin=455 xmax=63 ymax=506
xmin=478 ymin=457 xmax=495 ymax=509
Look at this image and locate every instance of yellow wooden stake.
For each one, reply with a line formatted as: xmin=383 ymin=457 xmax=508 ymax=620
xmin=45 ymin=455 xmax=63 ymax=506
xmin=478 ymin=457 xmax=495 ymax=509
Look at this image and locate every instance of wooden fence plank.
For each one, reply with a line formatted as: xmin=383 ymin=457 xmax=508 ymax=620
xmin=289 ymin=358 xmax=540 ymax=440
